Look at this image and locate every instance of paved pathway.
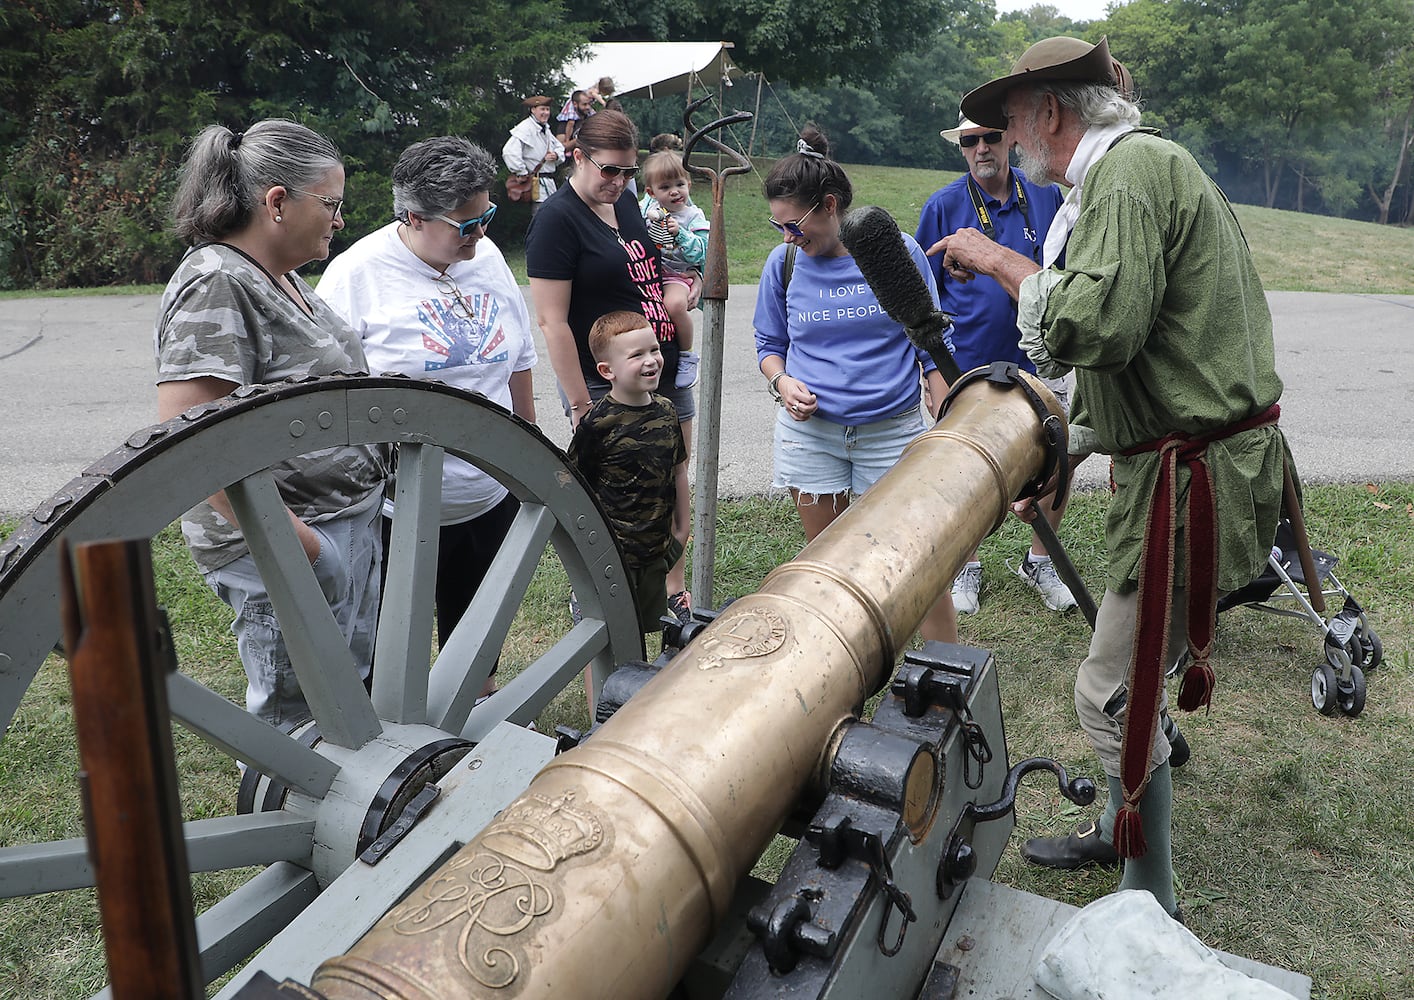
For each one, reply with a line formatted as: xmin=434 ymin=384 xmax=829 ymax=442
xmin=2 ymin=288 xmax=1412 ymax=519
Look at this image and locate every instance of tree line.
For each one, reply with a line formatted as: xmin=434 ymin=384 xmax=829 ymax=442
xmin=2 ymin=0 xmax=1411 ymax=290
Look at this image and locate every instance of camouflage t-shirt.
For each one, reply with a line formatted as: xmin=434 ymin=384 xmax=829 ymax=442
xmin=155 ymin=243 xmax=387 ymax=572
xmin=567 ymin=394 xmax=684 ymax=569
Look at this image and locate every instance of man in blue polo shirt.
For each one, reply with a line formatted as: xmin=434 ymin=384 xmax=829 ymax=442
xmin=917 ymin=113 xmax=1077 ymax=616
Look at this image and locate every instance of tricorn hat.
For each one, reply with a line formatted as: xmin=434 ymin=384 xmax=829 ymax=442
xmin=961 ymin=36 xmax=1120 ymax=129
xmin=522 ymin=95 xmax=554 ymax=109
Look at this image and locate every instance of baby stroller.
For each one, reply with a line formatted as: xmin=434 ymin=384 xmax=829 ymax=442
xmin=1209 ymin=518 xmax=1382 ymax=717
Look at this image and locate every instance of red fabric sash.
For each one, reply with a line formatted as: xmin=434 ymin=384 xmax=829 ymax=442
xmin=1111 ymin=403 xmax=1280 ymax=858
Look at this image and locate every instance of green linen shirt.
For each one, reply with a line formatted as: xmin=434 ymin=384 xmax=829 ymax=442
xmin=1019 ymin=131 xmax=1285 ymax=592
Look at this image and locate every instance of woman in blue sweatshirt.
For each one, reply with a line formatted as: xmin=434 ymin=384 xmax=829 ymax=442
xmin=752 ymin=125 xmax=956 ymax=641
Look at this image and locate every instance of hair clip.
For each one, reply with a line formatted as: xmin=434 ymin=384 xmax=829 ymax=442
xmin=795 ymin=138 xmax=824 ymax=159
xmin=230 ymin=131 xmax=244 ymax=150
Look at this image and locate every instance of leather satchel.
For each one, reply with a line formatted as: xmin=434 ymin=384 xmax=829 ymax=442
xmin=505 ymin=172 xmax=535 ymax=203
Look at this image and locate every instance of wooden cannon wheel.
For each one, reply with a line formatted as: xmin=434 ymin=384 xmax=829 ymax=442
xmin=0 ymin=375 xmax=643 ymax=992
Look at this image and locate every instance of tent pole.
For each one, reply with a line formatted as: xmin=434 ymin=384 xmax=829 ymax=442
xmin=749 ymin=74 xmax=764 ymax=157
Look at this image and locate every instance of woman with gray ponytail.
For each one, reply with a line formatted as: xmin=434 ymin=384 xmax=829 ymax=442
xmin=155 ymin=119 xmax=388 ymax=724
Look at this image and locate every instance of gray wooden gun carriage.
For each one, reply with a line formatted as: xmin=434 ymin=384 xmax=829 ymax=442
xmin=0 ymin=373 xmax=1310 ymax=999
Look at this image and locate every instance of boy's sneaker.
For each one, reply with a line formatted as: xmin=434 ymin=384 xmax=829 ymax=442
xmin=1015 ymin=553 xmax=1078 ymax=612
xmin=667 ymin=590 xmax=692 ymax=624
xmin=568 ymin=593 xmax=582 ymax=625
xmin=951 ymin=562 xmax=983 ymax=615
xmin=675 ymin=351 xmax=700 ymax=389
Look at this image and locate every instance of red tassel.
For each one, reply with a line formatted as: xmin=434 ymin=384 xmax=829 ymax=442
xmin=1177 ymin=660 xmax=1216 ymax=712
xmin=1113 ymin=805 xmax=1148 ymax=859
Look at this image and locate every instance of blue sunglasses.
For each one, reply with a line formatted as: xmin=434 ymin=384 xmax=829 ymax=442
xmin=433 ymin=203 xmax=497 ymax=237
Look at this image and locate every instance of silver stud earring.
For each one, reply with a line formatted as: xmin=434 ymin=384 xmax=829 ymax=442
xmin=274 ymin=214 xmax=282 ymax=222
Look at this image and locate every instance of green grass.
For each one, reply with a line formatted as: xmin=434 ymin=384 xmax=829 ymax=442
xmin=499 ymin=164 xmax=1414 ymax=294
xmin=3 ymin=482 xmax=1413 ymax=998
xmin=9 ymin=162 xmax=1414 ymax=296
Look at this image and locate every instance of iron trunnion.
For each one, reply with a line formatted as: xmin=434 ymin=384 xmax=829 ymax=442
xmin=715 ymin=640 xmax=1094 ymax=999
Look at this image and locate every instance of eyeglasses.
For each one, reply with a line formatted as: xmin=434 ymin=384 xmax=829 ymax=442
xmin=433 ymin=271 xmax=477 ymax=324
xmin=767 ymin=202 xmax=820 ymax=238
xmin=581 ymin=151 xmax=640 ymax=180
xmin=433 ymin=203 xmax=497 ymax=237
xmin=959 ymin=131 xmax=1005 ymax=149
xmin=289 ymin=189 xmax=344 ymax=217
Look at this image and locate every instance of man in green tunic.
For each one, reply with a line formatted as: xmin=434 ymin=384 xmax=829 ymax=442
xmin=927 ymin=36 xmax=1285 ymax=919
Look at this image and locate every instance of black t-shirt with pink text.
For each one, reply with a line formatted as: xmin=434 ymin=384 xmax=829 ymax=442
xmin=526 ymin=185 xmax=679 ymax=383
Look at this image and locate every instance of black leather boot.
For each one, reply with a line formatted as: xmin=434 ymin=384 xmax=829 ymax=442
xmin=1020 ymin=820 xmax=1120 ymax=870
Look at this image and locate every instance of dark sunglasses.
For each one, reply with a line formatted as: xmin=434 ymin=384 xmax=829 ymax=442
xmin=767 ymin=202 xmax=820 ymax=238
xmin=433 ymin=203 xmax=497 ymax=237
xmin=959 ymin=131 xmax=1005 ymax=148
xmin=582 ymin=151 xmax=640 ymax=180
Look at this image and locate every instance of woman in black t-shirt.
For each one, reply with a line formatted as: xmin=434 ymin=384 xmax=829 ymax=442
xmin=526 ymin=108 xmax=695 ymax=621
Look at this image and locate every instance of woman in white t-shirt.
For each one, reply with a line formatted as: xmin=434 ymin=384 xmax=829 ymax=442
xmin=319 ymin=137 xmax=538 ymax=686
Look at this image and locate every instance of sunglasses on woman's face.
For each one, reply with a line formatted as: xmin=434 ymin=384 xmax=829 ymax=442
xmin=767 ymin=202 xmax=820 ymax=238
xmin=959 ymin=131 xmax=1005 ymax=148
xmin=433 ymin=203 xmax=497 ymax=237
xmin=582 ymin=151 xmax=640 ymax=180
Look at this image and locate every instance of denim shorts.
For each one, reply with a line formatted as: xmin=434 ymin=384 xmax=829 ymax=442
xmin=772 ymin=406 xmax=927 ymax=498
xmin=559 ymin=375 xmax=697 ymax=423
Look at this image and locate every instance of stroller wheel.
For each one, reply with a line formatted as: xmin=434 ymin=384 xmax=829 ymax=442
xmin=1337 ymin=665 xmax=1367 ymax=717
xmin=1360 ymin=628 xmax=1383 ymax=671
xmin=1311 ymin=664 xmax=1339 ymax=716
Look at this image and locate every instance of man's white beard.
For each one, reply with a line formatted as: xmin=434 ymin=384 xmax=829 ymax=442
xmin=1016 ymin=142 xmax=1059 ymax=186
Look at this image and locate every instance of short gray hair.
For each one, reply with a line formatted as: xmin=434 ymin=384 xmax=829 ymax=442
xmin=1029 ymin=81 xmax=1142 ymax=129
xmin=171 ymin=119 xmax=342 ymax=244
xmin=392 ymin=137 xmax=497 ymax=221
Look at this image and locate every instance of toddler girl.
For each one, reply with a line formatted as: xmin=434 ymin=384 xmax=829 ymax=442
xmin=640 ymin=151 xmax=709 ymax=388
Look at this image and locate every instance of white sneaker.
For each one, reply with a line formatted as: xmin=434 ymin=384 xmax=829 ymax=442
xmin=1016 ymin=554 xmax=1078 ymax=612
xmin=952 ymin=562 xmax=983 ymax=615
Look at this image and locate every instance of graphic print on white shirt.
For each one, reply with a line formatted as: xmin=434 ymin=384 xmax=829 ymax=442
xmin=416 ymin=290 xmax=511 ymax=371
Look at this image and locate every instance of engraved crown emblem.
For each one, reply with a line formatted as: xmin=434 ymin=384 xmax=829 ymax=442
xmin=481 ymin=790 xmax=603 ymax=870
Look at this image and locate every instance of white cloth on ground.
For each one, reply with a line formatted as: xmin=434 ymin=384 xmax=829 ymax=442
xmin=1034 ymin=890 xmax=1297 ymax=1000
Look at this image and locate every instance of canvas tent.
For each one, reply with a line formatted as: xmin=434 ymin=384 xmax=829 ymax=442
xmin=560 ymin=41 xmax=741 ymax=100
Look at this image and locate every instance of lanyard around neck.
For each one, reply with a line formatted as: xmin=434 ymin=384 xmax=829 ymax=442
xmin=966 ymin=173 xmax=1039 ymax=263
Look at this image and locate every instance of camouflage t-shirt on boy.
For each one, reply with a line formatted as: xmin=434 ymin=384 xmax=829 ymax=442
xmin=567 ymin=394 xmax=684 ymax=569
xmin=155 ymin=243 xmax=386 ymax=572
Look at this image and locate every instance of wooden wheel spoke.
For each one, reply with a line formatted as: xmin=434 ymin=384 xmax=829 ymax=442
xmin=460 ymin=618 xmax=610 ymax=741
xmin=430 ymin=502 xmax=555 ymax=732
xmin=371 ymin=443 xmax=444 ymax=724
xmin=167 ymin=673 xmax=337 ymax=798
xmin=225 ymin=471 xmax=382 ymax=749
xmin=0 ymin=813 xmax=315 ymax=899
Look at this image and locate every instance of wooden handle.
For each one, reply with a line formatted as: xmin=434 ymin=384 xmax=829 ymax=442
xmin=61 ymin=538 xmax=203 ymax=1000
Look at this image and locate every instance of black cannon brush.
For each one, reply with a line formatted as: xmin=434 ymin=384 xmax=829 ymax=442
xmin=839 ymin=204 xmax=962 ymax=384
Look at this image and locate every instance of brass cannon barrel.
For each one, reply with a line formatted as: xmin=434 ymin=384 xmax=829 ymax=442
xmin=312 ymin=373 xmax=1063 ymax=1000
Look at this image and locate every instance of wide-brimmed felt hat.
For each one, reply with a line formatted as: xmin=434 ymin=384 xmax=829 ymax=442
xmin=522 ymin=95 xmax=554 ymax=109
xmin=940 ymin=114 xmax=988 ymax=143
xmin=961 ymin=36 xmax=1119 ymax=129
